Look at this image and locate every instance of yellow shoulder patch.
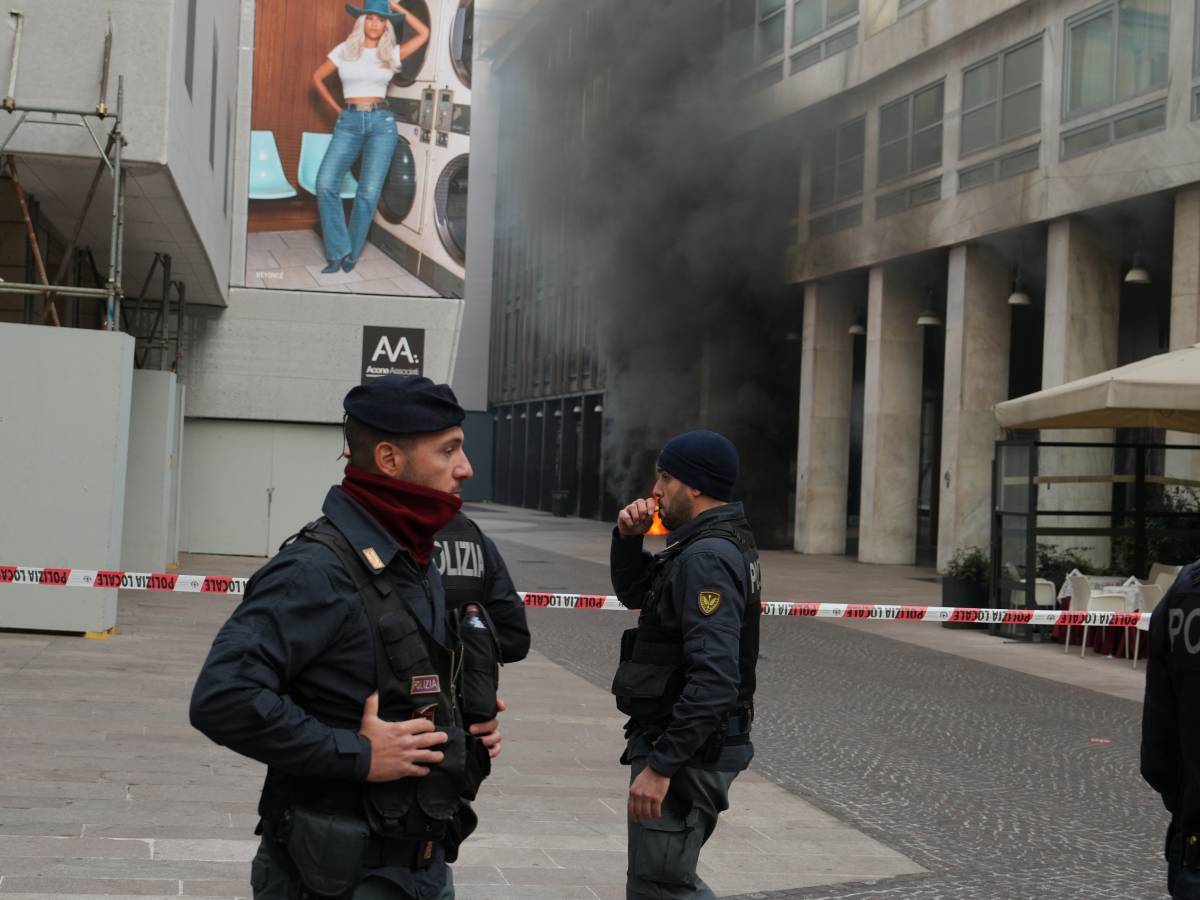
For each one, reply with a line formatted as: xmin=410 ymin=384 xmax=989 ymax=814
xmin=362 ymin=547 xmax=385 ymax=572
xmin=698 ymin=590 xmax=722 ymax=616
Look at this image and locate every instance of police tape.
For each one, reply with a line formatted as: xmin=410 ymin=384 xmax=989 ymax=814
xmin=0 ymin=564 xmax=1148 ymax=628
xmin=0 ymin=565 xmax=247 ymax=595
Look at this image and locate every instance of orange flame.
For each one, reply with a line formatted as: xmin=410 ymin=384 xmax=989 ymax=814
xmin=648 ymin=509 xmax=669 ymax=536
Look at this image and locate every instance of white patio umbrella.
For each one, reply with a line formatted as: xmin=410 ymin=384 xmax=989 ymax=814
xmin=995 ymin=342 xmax=1200 ymax=434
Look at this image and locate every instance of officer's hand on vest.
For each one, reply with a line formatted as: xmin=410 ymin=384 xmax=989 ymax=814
xmin=468 ymin=697 xmax=506 ymax=759
xmin=628 ymin=765 xmax=671 ymax=823
xmin=617 ymin=498 xmax=656 ymax=538
xmin=358 ymin=692 xmax=449 ymax=782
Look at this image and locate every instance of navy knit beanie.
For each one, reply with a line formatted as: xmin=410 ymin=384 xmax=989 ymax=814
xmin=657 ymin=430 xmax=739 ymax=501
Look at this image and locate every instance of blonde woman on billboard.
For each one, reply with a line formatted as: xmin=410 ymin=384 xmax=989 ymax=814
xmin=312 ymin=0 xmax=429 ymax=274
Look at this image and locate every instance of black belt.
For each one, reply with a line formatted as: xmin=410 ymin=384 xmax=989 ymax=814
xmin=345 ymin=100 xmax=389 ymax=111
xmin=364 ymin=834 xmax=437 ymax=870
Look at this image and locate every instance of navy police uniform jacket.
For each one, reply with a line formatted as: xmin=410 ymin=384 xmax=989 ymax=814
xmin=189 ymin=487 xmax=450 ymax=895
xmin=433 ymin=512 xmax=530 ymax=664
xmin=610 ymin=502 xmax=758 ymax=777
xmin=1142 ymin=562 xmax=1200 ymax=850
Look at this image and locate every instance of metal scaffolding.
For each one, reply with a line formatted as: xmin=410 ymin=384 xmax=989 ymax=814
xmin=0 ymin=11 xmax=126 ymax=331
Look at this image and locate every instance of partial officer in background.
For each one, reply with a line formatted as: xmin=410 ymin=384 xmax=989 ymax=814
xmin=190 ymin=375 xmax=504 ymax=899
xmin=610 ymin=430 xmax=761 ymax=900
xmin=434 ymin=513 xmax=530 ymax=664
xmin=1142 ymin=562 xmax=1200 ymax=899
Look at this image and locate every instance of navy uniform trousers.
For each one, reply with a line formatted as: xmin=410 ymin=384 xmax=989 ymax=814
xmin=626 ymin=757 xmax=738 ymax=900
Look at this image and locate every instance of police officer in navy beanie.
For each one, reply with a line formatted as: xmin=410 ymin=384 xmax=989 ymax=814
xmin=610 ymin=429 xmax=762 ymax=899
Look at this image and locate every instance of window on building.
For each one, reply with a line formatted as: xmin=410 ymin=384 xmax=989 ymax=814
xmin=876 ymin=177 xmax=940 ymax=218
xmin=209 ymin=30 xmax=219 ymax=170
xmin=878 ymin=81 xmax=944 ymax=185
xmin=757 ymin=0 xmax=786 ymax=60
xmin=793 ymin=0 xmax=857 ymax=44
xmin=184 ymin=0 xmax=198 ymax=99
xmin=1065 ymin=0 xmax=1169 ymax=117
xmin=1061 ymin=98 xmax=1165 ymax=158
xmin=1193 ymin=0 xmax=1200 ymax=118
xmin=790 ymin=25 xmax=856 ymax=72
xmin=958 ymin=144 xmax=1040 ymax=193
xmin=730 ymin=0 xmax=757 ymax=73
xmin=223 ymin=102 xmax=232 ymax=217
xmin=809 ymin=203 xmax=862 ymax=238
xmin=810 ymin=116 xmax=864 ymax=210
xmin=961 ymin=36 xmax=1042 ymax=157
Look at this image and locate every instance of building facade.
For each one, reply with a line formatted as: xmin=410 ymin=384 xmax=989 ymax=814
xmin=489 ymin=0 xmax=1199 ymax=568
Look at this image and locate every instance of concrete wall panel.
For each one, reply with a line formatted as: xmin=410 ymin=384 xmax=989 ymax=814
xmin=180 ymin=418 xmax=342 ymax=557
xmin=121 ymin=370 xmax=178 ymax=572
xmin=0 ymin=323 xmax=134 ymax=632
xmin=182 ymin=287 xmax=464 ymax=424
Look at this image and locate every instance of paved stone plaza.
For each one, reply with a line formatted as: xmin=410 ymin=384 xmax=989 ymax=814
xmin=0 ymin=503 xmax=1170 ymax=898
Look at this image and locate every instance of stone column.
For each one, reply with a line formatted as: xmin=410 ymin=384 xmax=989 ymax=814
xmin=1167 ymin=187 xmax=1200 ymax=484
xmin=859 ymin=262 xmax=925 ymax=565
xmin=937 ymin=245 xmax=1010 ymax=571
xmin=795 ymin=281 xmax=856 ymax=555
xmin=1041 ymin=217 xmax=1120 ymax=568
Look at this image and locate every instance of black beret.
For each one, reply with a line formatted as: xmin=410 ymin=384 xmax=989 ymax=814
xmin=343 ymin=375 xmax=465 ymax=435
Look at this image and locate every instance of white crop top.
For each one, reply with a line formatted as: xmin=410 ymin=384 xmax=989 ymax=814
xmin=328 ymin=41 xmax=401 ymax=99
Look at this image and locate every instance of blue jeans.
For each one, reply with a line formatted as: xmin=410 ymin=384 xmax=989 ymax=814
xmin=316 ymin=108 xmax=398 ymax=265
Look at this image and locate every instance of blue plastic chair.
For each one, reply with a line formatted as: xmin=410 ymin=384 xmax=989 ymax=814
xmin=248 ymin=131 xmax=297 ymax=200
xmin=298 ymin=132 xmax=359 ymax=199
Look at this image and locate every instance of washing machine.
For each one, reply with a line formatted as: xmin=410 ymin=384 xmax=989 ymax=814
xmin=379 ymin=87 xmax=468 ymax=278
xmin=378 ymin=26 xmax=471 ymax=292
xmin=436 ymin=0 xmax=473 ymax=97
xmin=391 ymin=0 xmax=434 ymax=88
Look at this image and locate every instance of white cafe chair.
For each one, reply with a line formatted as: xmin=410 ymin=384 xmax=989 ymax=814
xmin=1141 ymin=563 xmax=1182 ymax=588
xmin=1067 ymin=574 xmax=1131 ymax=658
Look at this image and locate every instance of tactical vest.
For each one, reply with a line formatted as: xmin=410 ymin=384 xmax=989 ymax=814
xmin=434 ymin=513 xmax=486 ymax=612
xmin=265 ymin=517 xmax=498 ymax=847
xmin=611 ymin=516 xmax=761 ymax=752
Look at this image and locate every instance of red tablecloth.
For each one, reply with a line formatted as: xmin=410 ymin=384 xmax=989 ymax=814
xmin=1051 ymin=594 xmax=1146 ymax=659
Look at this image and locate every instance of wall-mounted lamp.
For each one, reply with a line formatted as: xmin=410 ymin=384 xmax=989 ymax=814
xmin=594 ymin=404 xmax=604 ymax=413
xmin=519 ymin=412 xmax=527 ymax=420
xmin=916 ymin=288 xmax=943 ymax=328
xmin=1125 ymin=252 xmax=1152 ymax=285
xmin=1007 ymin=267 xmax=1030 ymax=306
xmin=505 ymin=413 xmax=513 ymax=421
xmin=535 ymin=410 xmax=544 ymax=418
xmin=553 ymin=409 xmax=563 ymax=418
xmin=784 ymin=329 xmax=801 ymax=342
xmin=848 ymin=313 xmax=866 ymax=336
xmin=572 ymin=405 xmax=583 ymax=414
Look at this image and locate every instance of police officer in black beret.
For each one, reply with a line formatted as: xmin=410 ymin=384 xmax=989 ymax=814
xmin=1142 ymin=562 xmax=1200 ymax=899
xmin=190 ymin=375 xmax=505 ymax=900
xmin=610 ymin=430 xmax=761 ymax=900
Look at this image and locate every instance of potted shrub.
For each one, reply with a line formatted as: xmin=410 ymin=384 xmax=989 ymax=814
xmin=1035 ymin=543 xmax=1096 ymax=594
xmin=941 ymin=546 xmax=989 ymax=629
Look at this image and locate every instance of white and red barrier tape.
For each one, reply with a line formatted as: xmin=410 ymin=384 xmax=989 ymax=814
xmin=0 ymin=564 xmax=1148 ymax=627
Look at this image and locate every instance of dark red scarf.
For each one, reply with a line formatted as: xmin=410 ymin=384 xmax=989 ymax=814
xmin=338 ymin=464 xmax=462 ymax=566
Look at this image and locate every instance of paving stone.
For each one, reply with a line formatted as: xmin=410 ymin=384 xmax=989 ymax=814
xmin=0 ymin=878 xmax=179 ymax=895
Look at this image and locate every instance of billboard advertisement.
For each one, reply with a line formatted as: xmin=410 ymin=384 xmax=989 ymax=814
xmin=245 ymin=0 xmax=472 ymax=298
